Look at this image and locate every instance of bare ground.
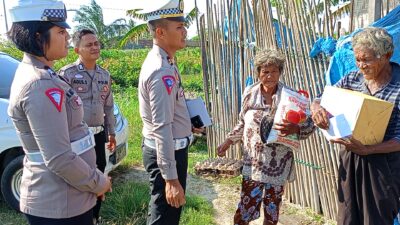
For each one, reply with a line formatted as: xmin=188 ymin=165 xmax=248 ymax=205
xmin=117 ymin=166 xmax=336 ymax=225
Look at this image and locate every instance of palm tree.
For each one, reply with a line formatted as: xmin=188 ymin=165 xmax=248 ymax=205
xmin=73 ymin=0 xmax=134 ymax=48
xmin=118 ymin=7 xmax=198 ymax=48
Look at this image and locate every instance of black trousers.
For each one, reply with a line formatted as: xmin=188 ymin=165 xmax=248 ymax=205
xmin=337 ymin=149 xmax=400 ymax=225
xmin=142 ymin=142 xmax=189 ymax=225
xmin=93 ymin=130 xmax=107 ymax=220
xmin=25 ymin=209 xmax=93 ymax=225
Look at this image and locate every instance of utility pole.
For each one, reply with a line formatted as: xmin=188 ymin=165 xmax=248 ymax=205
xmin=2 ymin=0 xmax=8 ymax=31
xmin=368 ymin=0 xmax=382 ymax=23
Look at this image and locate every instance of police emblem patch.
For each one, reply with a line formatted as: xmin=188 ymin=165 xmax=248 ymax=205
xmin=45 ymin=88 xmax=64 ymax=112
xmin=162 ymin=75 xmax=176 ymax=95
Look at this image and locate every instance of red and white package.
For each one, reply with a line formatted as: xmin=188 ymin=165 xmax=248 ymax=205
xmin=266 ymin=87 xmax=310 ymax=150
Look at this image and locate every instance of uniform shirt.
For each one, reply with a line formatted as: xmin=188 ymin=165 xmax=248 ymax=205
xmin=58 ymin=60 xmax=115 ymax=135
xmin=226 ymin=82 xmax=315 ymax=185
xmin=8 ymin=54 xmax=107 ymax=218
xmin=139 ymin=45 xmax=192 ymax=180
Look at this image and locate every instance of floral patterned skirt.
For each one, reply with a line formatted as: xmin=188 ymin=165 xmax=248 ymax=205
xmin=234 ymin=176 xmax=284 ymax=225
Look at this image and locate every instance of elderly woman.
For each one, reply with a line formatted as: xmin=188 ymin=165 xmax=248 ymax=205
xmin=311 ymin=27 xmax=400 ymax=224
xmin=218 ymin=49 xmax=315 ymax=225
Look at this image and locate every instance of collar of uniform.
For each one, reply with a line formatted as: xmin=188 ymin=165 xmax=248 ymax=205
xmin=153 ymin=44 xmax=174 ymax=66
xmin=21 ymin=53 xmax=53 ymax=79
xmin=74 ymin=59 xmax=100 ymax=72
xmin=22 ymin=53 xmax=48 ymax=69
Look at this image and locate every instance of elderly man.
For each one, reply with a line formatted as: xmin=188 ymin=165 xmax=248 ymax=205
xmin=311 ymin=27 xmax=400 ymax=225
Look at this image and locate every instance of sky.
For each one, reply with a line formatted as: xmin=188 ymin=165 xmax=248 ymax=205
xmin=0 ymin=0 xmax=208 ymax=39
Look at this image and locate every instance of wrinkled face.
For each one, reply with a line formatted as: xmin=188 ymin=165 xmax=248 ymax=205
xmin=161 ymin=20 xmax=187 ymax=51
xmin=354 ymin=47 xmax=388 ymax=80
xmin=258 ymin=64 xmax=281 ymax=89
xmin=75 ymin=34 xmax=101 ymax=62
xmin=45 ymin=26 xmax=70 ymax=61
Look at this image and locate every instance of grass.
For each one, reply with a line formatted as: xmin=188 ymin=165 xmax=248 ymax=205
xmin=0 ymin=201 xmax=28 ymax=225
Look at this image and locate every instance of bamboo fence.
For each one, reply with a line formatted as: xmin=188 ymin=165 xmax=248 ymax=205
xmin=198 ymin=0 xmax=399 ymax=220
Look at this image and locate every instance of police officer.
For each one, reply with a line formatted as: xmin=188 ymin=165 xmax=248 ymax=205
xmin=7 ymin=1 xmax=111 ymax=225
xmin=137 ymin=0 xmax=203 ymax=224
xmin=58 ymin=29 xmax=116 ymax=224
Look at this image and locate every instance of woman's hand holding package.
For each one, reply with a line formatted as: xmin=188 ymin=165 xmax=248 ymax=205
xmin=274 ymin=119 xmax=300 ymax=137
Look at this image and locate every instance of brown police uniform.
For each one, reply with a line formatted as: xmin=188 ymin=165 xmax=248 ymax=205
xmin=58 ymin=59 xmax=115 ymax=222
xmin=58 ymin=60 xmax=115 ymax=136
xmin=139 ymin=45 xmax=193 ymax=224
xmin=7 ymin=54 xmax=108 ymax=218
xmin=139 ymin=45 xmax=192 ymax=179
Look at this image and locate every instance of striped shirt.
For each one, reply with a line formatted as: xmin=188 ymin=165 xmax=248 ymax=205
xmin=334 ymin=62 xmax=400 ymax=142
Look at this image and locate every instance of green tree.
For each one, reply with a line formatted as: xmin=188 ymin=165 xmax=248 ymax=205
xmin=119 ymin=7 xmax=199 ymax=48
xmin=73 ymin=0 xmax=134 ymax=48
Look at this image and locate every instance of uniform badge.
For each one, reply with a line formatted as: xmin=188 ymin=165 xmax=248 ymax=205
xmin=75 ymin=74 xmax=83 ymax=79
xmin=73 ymin=96 xmax=82 ymax=106
xmin=45 ymin=88 xmax=64 ymax=112
xmin=162 ymin=75 xmax=176 ymax=95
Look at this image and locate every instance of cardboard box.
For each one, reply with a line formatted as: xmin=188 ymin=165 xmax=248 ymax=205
xmin=320 ymin=86 xmax=394 ymax=145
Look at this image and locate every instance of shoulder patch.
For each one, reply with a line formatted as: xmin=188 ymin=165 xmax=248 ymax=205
xmin=162 ymin=75 xmax=176 ymax=95
xmin=45 ymin=88 xmax=64 ymax=112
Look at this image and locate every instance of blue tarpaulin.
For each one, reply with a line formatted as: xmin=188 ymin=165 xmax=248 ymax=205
xmin=310 ymin=6 xmax=400 ymax=85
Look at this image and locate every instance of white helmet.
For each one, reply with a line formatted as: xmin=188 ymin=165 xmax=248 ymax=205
xmin=136 ymin=0 xmax=185 ymax=22
xmin=9 ymin=0 xmax=70 ymax=28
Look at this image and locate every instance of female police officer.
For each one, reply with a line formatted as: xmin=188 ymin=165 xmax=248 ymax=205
xmin=7 ymin=1 xmax=111 ymax=224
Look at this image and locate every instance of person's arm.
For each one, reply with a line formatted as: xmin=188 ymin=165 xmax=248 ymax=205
xmin=148 ymin=73 xmax=177 ymax=180
xmin=311 ymin=73 xmax=354 ymax=129
xmin=332 ymin=103 xmax=400 ymax=155
xmin=310 ymin=99 xmax=330 ymax=129
xmin=22 ymin=80 xmax=109 ymax=195
xmin=331 ymin=137 xmax=400 ymax=155
xmin=148 ymin=71 xmax=185 ymax=208
xmin=217 ymin=93 xmax=250 ymax=156
xmin=103 ymin=73 xmax=116 ymax=150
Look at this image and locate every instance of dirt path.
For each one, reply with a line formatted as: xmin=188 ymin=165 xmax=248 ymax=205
xmin=117 ymin=166 xmax=335 ymax=225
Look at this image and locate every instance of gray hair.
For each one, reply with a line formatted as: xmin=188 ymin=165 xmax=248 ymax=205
xmin=352 ymin=27 xmax=394 ymax=57
xmin=254 ymin=49 xmax=285 ymax=77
